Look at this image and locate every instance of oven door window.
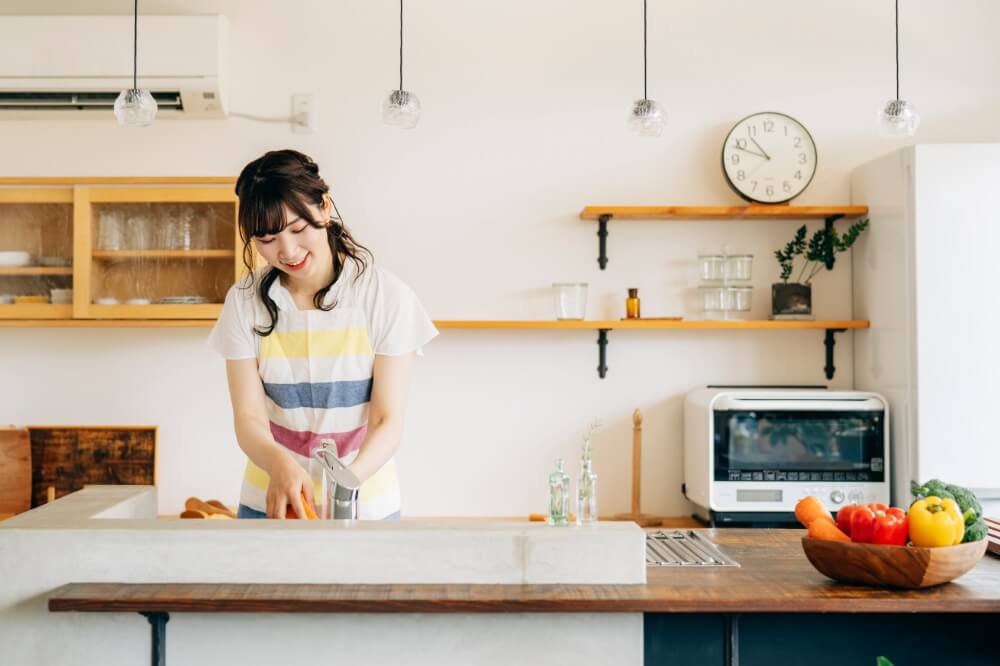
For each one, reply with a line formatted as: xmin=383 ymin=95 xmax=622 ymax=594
xmin=713 ymin=410 xmax=885 ymax=482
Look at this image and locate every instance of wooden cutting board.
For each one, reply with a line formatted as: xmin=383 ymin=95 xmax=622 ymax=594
xmin=0 ymin=427 xmax=31 ymax=516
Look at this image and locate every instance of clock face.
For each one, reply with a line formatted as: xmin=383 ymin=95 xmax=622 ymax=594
xmin=721 ymin=112 xmax=817 ymax=205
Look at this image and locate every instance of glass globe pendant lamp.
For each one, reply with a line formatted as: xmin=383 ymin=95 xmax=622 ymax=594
xmin=628 ymin=0 xmax=665 ymax=137
xmin=114 ymin=0 xmax=157 ymax=127
xmin=878 ymin=0 xmax=919 ymax=138
xmin=382 ymin=0 xmax=420 ymax=128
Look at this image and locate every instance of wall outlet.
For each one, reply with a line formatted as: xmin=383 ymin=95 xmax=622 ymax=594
xmin=291 ymin=93 xmax=315 ymax=133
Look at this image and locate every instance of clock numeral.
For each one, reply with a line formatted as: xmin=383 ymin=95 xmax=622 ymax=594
xmin=783 ymin=181 xmax=791 ymax=193
xmin=766 ymin=185 xmax=775 ymax=197
xmin=798 ymin=153 xmax=808 ymax=164
xmin=750 ymin=181 xmax=758 ymax=192
xmin=736 ymin=170 xmax=745 ymax=181
xmin=747 ymin=125 xmax=757 ymax=138
xmin=731 ymin=153 xmax=740 ymax=165
xmin=735 ymin=138 xmax=747 ymax=150
xmin=794 ymin=170 xmax=802 ymax=180
xmin=793 ymin=136 xmax=802 ymax=148
xmin=763 ymin=120 xmax=775 ymax=133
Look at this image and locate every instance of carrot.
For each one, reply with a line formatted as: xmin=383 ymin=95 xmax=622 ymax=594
xmin=795 ymin=495 xmax=834 ymax=528
xmin=286 ymin=493 xmax=319 ymax=520
xmin=807 ymin=516 xmax=851 ymax=542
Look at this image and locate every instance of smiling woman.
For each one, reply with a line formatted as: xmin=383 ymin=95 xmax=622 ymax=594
xmin=207 ymin=149 xmax=438 ymax=521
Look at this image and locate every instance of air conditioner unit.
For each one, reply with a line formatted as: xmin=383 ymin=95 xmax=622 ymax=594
xmin=0 ymin=15 xmax=228 ymax=119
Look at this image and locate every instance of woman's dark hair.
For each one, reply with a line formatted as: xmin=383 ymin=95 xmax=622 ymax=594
xmin=234 ymin=149 xmax=372 ymax=336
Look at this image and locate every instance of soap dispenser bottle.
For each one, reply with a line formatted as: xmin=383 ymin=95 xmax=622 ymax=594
xmin=547 ymin=459 xmax=570 ymax=526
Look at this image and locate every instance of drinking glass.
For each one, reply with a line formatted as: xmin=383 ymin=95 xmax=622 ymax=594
xmin=553 ymin=283 xmax=588 ymax=320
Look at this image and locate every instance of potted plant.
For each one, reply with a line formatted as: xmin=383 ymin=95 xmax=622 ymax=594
xmin=772 ymin=219 xmax=869 ymax=317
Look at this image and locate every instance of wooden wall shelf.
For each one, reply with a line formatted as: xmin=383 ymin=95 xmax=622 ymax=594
xmin=92 ymin=250 xmax=235 ymax=260
xmin=0 ymin=267 xmax=73 ymax=276
xmin=580 ymin=204 xmax=869 ymax=270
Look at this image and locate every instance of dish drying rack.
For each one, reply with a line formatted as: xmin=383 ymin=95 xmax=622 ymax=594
xmin=646 ymin=530 xmax=740 ymax=567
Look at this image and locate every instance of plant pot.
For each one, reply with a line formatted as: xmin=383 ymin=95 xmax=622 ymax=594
xmin=771 ymin=282 xmax=812 ymax=316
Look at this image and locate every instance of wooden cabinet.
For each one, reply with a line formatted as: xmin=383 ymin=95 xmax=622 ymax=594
xmin=0 ymin=178 xmax=239 ymax=324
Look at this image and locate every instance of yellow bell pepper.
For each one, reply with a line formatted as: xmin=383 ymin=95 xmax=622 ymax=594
xmin=908 ymin=496 xmax=965 ymax=547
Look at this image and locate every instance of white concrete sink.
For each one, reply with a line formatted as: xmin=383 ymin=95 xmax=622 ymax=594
xmin=1 ymin=486 xmax=646 ymax=585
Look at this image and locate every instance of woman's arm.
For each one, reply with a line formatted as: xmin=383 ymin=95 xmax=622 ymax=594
xmin=225 ymin=358 xmax=313 ymax=518
xmin=348 ymin=351 xmax=416 ymax=482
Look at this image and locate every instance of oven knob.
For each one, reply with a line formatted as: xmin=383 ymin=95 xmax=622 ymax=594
xmin=848 ymin=490 xmax=864 ymax=504
xmin=830 ymin=489 xmax=846 ymax=505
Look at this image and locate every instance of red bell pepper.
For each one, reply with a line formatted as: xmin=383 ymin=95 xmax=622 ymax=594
xmin=849 ymin=504 xmax=908 ymax=545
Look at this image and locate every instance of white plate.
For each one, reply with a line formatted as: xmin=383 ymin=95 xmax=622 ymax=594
xmin=0 ymin=251 xmax=33 ymax=267
xmin=126 ymin=298 xmax=151 ymax=305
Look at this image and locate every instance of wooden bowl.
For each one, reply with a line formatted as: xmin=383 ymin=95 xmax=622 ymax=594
xmin=801 ymin=537 xmax=987 ymax=589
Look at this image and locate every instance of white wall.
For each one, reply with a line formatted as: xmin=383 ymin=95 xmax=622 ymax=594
xmin=2 ymin=1 xmax=999 ymax=517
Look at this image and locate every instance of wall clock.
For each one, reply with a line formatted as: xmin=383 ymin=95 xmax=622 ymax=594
xmin=721 ymin=111 xmax=817 ymax=204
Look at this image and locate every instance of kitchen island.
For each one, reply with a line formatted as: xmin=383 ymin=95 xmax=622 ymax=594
xmin=6 ymin=487 xmax=1000 ymax=665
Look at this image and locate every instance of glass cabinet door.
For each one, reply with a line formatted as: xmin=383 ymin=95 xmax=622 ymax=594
xmin=0 ymin=188 xmax=74 ymax=319
xmin=76 ymin=186 xmax=239 ymax=319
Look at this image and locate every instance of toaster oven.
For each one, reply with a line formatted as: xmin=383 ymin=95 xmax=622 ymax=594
xmin=683 ymin=387 xmax=890 ymax=526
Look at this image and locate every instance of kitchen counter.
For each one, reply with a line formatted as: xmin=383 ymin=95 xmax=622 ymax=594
xmin=7 ymin=487 xmax=1000 ymax=665
xmin=47 ymin=528 xmax=1000 ymax=614
xmin=1 ymin=486 xmax=645 ymax=666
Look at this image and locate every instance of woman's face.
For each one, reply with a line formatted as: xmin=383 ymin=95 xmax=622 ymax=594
xmin=253 ymin=198 xmax=333 ymax=282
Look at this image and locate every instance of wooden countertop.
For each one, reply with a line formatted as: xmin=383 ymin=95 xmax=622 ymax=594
xmin=48 ymin=529 xmax=1000 ymax=614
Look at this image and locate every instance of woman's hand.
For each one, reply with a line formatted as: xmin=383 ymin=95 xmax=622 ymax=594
xmin=265 ymin=451 xmax=314 ymax=519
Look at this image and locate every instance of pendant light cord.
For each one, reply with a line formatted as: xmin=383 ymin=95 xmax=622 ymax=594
xmin=640 ymin=0 xmax=648 ymax=100
xmin=894 ymin=0 xmax=899 ymax=100
xmin=399 ymin=0 xmax=404 ymax=92
xmin=133 ymin=0 xmax=139 ymax=91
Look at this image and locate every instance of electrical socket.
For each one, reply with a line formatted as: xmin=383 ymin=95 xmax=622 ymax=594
xmin=291 ymin=93 xmax=315 ymax=133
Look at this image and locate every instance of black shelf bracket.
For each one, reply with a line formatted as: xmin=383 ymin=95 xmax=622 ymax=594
xmin=597 ymin=214 xmax=611 ymax=270
xmin=140 ymin=612 xmax=169 ymax=666
xmin=823 ymin=328 xmax=847 ymax=380
xmin=597 ymin=328 xmax=609 ymax=378
xmin=823 ymin=214 xmax=845 ymax=269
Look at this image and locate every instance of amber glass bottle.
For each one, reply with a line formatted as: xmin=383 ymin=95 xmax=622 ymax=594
xmin=626 ymin=288 xmax=640 ymax=319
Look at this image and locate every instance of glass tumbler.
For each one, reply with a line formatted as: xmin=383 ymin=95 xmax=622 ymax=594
xmin=97 ymin=210 xmax=124 ymax=250
xmin=553 ymin=283 xmax=588 ymax=320
xmin=698 ymin=255 xmax=725 ymax=282
xmin=699 ymin=286 xmax=727 ymax=312
xmin=724 ymin=254 xmax=754 ymax=282
xmin=727 ymin=286 xmax=753 ymax=312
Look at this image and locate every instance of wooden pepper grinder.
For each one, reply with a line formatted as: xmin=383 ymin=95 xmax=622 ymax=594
xmin=613 ymin=409 xmax=660 ymax=527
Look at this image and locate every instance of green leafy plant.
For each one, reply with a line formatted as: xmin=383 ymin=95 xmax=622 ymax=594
xmin=774 ymin=218 xmax=869 ymax=284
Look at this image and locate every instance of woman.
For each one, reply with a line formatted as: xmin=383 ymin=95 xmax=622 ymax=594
xmin=208 ymin=149 xmax=437 ymax=519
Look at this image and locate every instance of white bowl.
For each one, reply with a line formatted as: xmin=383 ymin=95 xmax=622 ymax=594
xmin=94 ymin=297 xmax=120 ymax=305
xmin=0 ymin=251 xmax=33 ymax=267
xmin=126 ymin=298 xmax=151 ymax=305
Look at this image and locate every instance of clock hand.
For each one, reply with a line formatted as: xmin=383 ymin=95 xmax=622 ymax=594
xmin=749 ymin=137 xmax=771 ymax=161
xmin=734 ymin=146 xmax=768 ymax=160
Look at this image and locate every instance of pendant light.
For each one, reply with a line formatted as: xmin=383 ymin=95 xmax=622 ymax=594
xmin=382 ymin=0 xmax=421 ymax=128
xmin=628 ymin=0 xmax=665 ymax=137
xmin=878 ymin=0 xmax=919 ymax=138
xmin=114 ymin=0 xmax=157 ymax=127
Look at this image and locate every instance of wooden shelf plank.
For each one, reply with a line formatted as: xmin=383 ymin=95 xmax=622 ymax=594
xmin=434 ymin=320 xmax=869 ymax=330
xmin=0 ymin=177 xmax=236 ymax=185
xmin=579 ymin=205 xmax=868 ymax=220
xmin=0 ymin=318 xmax=869 ymax=330
xmin=0 ymin=267 xmax=72 ymax=276
xmin=92 ymin=250 xmax=234 ymax=259
xmin=0 ymin=304 xmax=73 ymax=319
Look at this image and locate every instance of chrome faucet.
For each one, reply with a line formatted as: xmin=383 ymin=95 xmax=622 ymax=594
xmin=313 ymin=440 xmax=361 ymax=520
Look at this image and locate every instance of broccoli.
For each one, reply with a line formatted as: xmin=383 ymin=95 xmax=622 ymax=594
xmin=911 ymin=478 xmax=983 ymax=526
xmin=963 ymin=518 xmax=987 ymax=544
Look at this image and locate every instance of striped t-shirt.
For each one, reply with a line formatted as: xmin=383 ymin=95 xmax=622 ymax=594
xmin=207 ymin=260 xmax=438 ymax=519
